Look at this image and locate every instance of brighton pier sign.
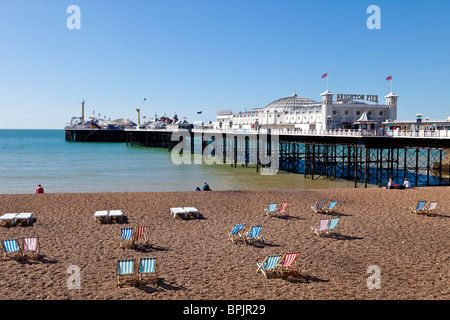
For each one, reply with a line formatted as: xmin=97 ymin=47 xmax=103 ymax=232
xmin=336 ymin=93 xmax=379 ymax=104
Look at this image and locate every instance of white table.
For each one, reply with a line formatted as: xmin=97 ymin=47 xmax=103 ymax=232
xmin=171 ymin=207 xmax=188 ymax=219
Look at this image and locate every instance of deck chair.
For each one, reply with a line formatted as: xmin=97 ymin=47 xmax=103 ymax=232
xmin=119 ymin=227 xmax=135 ymax=249
xmin=22 ymin=237 xmax=41 ymax=260
xmin=2 ymin=239 xmax=23 ymax=261
xmin=184 ymin=207 xmax=201 ymax=219
xmin=134 ymin=225 xmax=149 ymax=246
xmin=256 ymin=254 xmax=282 ymax=278
xmin=94 ymin=210 xmax=109 ymax=223
xmin=422 ymin=201 xmax=438 ymax=216
xmin=325 ymin=217 xmax=340 ymax=235
xmin=109 ymin=210 xmax=124 ymax=223
xmin=276 ymin=202 xmax=289 ymax=217
xmin=15 ymin=212 xmax=34 ymax=226
xmin=324 ymin=201 xmax=337 ymax=214
xmin=244 ymin=225 xmax=263 ymax=244
xmin=410 ymin=201 xmax=427 ymax=214
xmin=171 ymin=207 xmax=187 ymax=219
xmin=228 ymin=224 xmax=245 ymax=244
xmin=117 ymin=259 xmax=137 ymax=288
xmin=311 ymin=199 xmax=328 ymax=213
xmin=277 ymin=252 xmax=300 ymax=278
xmin=0 ymin=213 xmax=18 ymax=227
xmin=264 ymin=203 xmax=278 ymax=217
xmin=138 ymin=257 xmax=158 ymax=287
xmin=311 ymin=218 xmax=330 ymax=236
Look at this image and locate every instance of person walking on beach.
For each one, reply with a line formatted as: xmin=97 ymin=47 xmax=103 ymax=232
xmin=35 ymin=184 xmax=44 ymax=194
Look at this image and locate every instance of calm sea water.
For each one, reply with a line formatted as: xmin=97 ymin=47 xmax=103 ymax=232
xmin=0 ymin=129 xmax=357 ymax=194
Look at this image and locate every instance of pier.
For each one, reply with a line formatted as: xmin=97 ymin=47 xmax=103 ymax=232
xmin=64 ymin=126 xmax=450 ymax=188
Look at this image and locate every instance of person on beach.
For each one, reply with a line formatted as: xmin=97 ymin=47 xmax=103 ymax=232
xmin=403 ymin=178 xmax=411 ymax=188
xmin=386 ymin=178 xmax=395 ymax=189
xmin=35 ymin=184 xmax=44 ymax=194
xmin=202 ymin=182 xmax=212 ymax=191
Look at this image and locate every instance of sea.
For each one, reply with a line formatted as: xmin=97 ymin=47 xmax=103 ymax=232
xmin=0 ymin=129 xmax=359 ymax=195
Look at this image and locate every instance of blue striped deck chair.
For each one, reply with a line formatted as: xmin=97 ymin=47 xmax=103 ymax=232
xmin=264 ymin=203 xmax=278 ymax=217
xmin=2 ymin=239 xmax=23 ymax=261
xmin=326 ymin=217 xmax=340 ymax=235
xmin=117 ymin=259 xmax=137 ymax=288
xmin=244 ymin=225 xmax=263 ymax=244
xmin=324 ymin=201 xmax=337 ymax=214
xmin=118 ymin=227 xmax=135 ymax=249
xmin=410 ymin=201 xmax=427 ymax=214
xmin=228 ymin=224 xmax=245 ymax=244
xmin=256 ymin=254 xmax=282 ymax=278
xmin=138 ymin=257 xmax=158 ymax=287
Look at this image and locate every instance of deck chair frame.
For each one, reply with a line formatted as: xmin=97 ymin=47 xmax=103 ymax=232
xmin=119 ymin=227 xmax=135 ymax=249
xmin=137 ymin=257 xmax=158 ymax=287
xmin=325 ymin=217 xmax=340 ymax=235
xmin=264 ymin=203 xmax=278 ymax=217
xmin=22 ymin=237 xmax=41 ymax=260
xmin=420 ymin=201 xmax=438 ymax=216
xmin=311 ymin=199 xmax=328 ymax=214
xmin=311 ymin=218 xmax=330 ymax=236
xmin=117 ymin=259 xmax=137 ymax=288
xmin=228 ymin=224 xmax=245 ymax=245
xmin=277 ymin=252 xmax=300 ymax=278
xmin=244 ymin=225 xmax=263 ymax=244
xmin=256 ymin=255 xmax=282 ymax=278
xmin=134 ymin=225 xmax=150 ymax=246
xmin=410 ymin=201 xmax=427 ymax=214
xmin=2 ymin=239 xmax=23 ymax=262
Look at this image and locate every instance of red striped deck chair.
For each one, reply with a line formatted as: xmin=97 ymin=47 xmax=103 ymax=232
xmin=276 ymin=202 xmax=289 ymax=217
xmin=134 ymin=226 xmax=149 ymax=246
xmin=277 ymin=252 xmax=300 ymax=278
xmin=23 ymin=237 xmax=41 ymax=260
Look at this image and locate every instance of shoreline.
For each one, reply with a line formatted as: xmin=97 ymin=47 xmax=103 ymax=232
xmin=0 ymin=187 xmax=448 ymax=300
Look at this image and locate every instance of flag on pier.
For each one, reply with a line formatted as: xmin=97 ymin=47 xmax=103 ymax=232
xmin=386 ymin=75 xmax=392 ymax=81
xmin=321 ymin=73 xmax=328 ymax=79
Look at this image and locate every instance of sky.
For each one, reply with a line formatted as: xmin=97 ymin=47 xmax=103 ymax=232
xmin=0 ymin=0 xmax=449 ymax=129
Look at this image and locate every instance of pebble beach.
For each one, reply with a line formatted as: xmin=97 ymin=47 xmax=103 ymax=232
xmin=0 ymin=187 xmax=448 ymax=300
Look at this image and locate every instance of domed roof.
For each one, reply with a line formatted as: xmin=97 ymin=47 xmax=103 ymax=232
xmin=263 ymin=91 xmax=320 ymax=112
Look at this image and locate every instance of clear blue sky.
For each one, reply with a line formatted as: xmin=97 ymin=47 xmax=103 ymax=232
xmin=1 ymin=0 xmax=449 ymax=129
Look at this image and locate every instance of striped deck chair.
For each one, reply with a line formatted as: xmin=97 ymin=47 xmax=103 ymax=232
xmin=264 ymin=203 xmax=277 ymax=217
xmin=324 ymin=201 xmax=337 ymax=214
xmin=244 ymin=225 xmax=263 ymax=244
xmin=325 ymin=217 xmax=340 ymax=235
xmin=134 ymin=225 xmax=149 ymax=246
xmin=411 ymin=201 xmax=427 ymax=214
xmin=256 ymin=254 xmax=282 ymax=278
xmin=276 ymin=202 xmax=289 ymax=217
xmin=2 ymin=239 xmax=23 ymax=261
xmin=138 ymin=257 xmax=158 ymax=287
xmin=311 ymin=218 xmax=330 ymax=236
xmin=117 ymin=259 xmax=137 ymax=288
xmin=311 ymin=199 xmax=328 ymax=214
xmin=119 ymin=227 xmax=135 ymax=249
xmin=228 ymin=224 xmax=245 ymax=244
xmin=422 ymin=201 xmax=438 ymax=216
xmin=22 ymin=237 xmax=41 ymax=259
xmin=277 ymin=252 xmax=300 ymax=278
